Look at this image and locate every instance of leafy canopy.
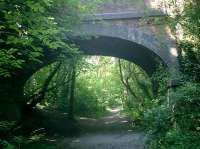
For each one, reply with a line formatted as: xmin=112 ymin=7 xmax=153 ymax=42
xmin=0 ymin=0 xmax=86 ymax=77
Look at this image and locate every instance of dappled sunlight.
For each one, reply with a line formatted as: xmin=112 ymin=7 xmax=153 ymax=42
xmin=105 ymin=120 xmax=117 ymax=125
xmin=144 ymin=0 xmax=184 ymax=15
xmin=72 ymin=139 xmax=81 ymax=143
xmin=106 ymin=107 xmax=121 ymax=113
xmin=121 ymin=120 xmax=129 ymax=123
xmin=164 ymin=26 xmax=176 ymax=40
xmin=79 ymin=117 xmax=97 ymax=122
xmin=170 ymin=47 xmax=178 ymax=57
xmin=46 ymin=139 xmax=57 ymax=142
xmin=144 ymin=0 xmax=164 ymax=11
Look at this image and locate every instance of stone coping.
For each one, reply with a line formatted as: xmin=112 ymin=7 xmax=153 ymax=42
xmin=83 ymin=11 xmax=166 ymax=21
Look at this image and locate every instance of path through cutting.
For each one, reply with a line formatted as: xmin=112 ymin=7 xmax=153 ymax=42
xmin=61 ymin=108 xmax=147 ymax=149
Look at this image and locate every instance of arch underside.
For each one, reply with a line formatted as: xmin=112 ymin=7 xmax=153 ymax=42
xmin=73 ymin=36 xmax=166 ymax=77
xmin=71 ymin=22 xmax=179 ymax=78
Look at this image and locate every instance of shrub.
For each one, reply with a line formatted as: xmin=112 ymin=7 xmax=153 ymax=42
xmin=144 ymin=82 xmax=200 ymax=149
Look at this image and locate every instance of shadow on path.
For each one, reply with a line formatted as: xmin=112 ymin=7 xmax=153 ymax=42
xmin=60 ymin=107 xmax=147 ymax=149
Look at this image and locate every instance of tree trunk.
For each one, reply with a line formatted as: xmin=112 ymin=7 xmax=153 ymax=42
xmin=9 ymin=62 xmax=62 ymax=131
xmin=27 ymin=62 xmax=62 ymax=108
xmin=68 ymin=63 xmax=76 ymax=120
xmin=0 ymin=48 xmax=62 ymax=121
xmin=118 ymin=59 xmax=138 ymax=99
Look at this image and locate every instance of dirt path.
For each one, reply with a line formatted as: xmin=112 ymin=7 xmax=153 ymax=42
xmin=61 ymin=108 xmax=147 ymax=149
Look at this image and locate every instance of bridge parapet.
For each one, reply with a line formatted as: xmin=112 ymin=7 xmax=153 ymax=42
xmin=94 ymin=0 xmax=167 ymax=14
xmin=84 ymin=11 xmax=165 ymax=21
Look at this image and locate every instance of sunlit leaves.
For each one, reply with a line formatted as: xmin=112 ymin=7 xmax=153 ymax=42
xmin=0 ymin=0 xmax=83 ymax=77
xmin=26 ymin=1 xmax=45 ymax=13
xmin=0 ymin=49 xmax=25 ymax=77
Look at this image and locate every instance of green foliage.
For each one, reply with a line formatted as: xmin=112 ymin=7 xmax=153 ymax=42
xmin=0 ymin=0 xmax=83 ymax=77
xmin=0 ymin=121 xmax=57 ymax=149
xmin=151 ymin=64 xmax=170 ymax=97
xmin=149 ymin=129 xmax=200 ymax=149
xmin=24 ymin=56 xmax=153 ymax=120
xmin=118 ymin=59 xmax=153 ymax=123
xmin=170 ymin=83 xmax=200 ymax=131
xmin=0 ymin=140 xmax=15 ymax=149
xmin=143 ymin=2 xmax=200 ymax=147
xmin=144 ymin=82 xmax=200 ymax=149
xmin=144 ymin=104 xmax=172 ymax=134
xmin=74 ymin=56 xmax=124 ymax=117
xmin=74 ymin=56 xmax=153 ymax=118
xmin=0 ymin=121 xmax=15 ymax=133
xmin=171 ymin=0 xmax=200 ymax=82
xmin=0 ymin=134 xmax=57 ymax=149
xmin=75 ymin=79 xmax=106 ymax=117
xmin=178 ymin=41 xmax=200 ymax=82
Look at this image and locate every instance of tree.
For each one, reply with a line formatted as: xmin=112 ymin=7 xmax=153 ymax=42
xmin=0 ymin=0 xmax=83 ymax=120
xmin=68 ymin=61 xmax=76 ymax=120
xmin=27 ymin=62 xmax=62 ymax=108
